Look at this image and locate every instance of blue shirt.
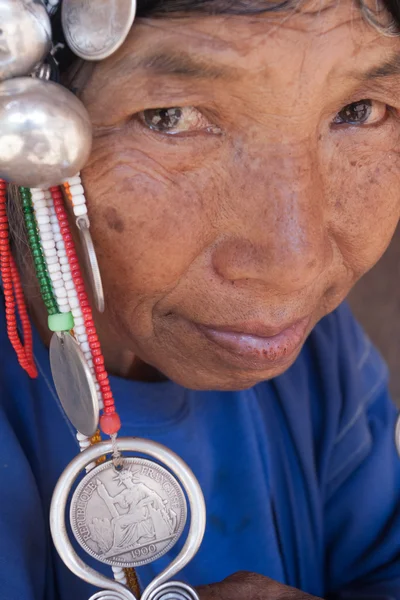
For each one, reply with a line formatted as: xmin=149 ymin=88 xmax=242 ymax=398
xmin=1 ymin=300 xmax=400 ymax=600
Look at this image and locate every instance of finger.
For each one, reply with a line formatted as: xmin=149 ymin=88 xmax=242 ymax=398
xmin=197 ymin=571 xmax=269 ymax=600
xmin=197 ymin=583 xmax=225 ymax=600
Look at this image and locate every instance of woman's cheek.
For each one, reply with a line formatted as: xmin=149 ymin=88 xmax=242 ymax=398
xmin=81 ymin=132 xmax=213 ymax=296
xmin=325 ymin=141 xmax=400 ymax=274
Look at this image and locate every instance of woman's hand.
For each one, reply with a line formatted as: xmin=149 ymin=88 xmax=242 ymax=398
xmin=197 ymin=572 xmax=322 ymax=599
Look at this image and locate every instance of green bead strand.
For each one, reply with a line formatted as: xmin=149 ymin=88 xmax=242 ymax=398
xmin=20 ymin=187 xmax=59 ymax=315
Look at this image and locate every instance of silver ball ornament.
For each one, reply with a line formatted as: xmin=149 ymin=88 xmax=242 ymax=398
xmin=0 ymin=0 xmax=52 ymax=81
xmin=0 ymin=77 xmax=93 ymax=188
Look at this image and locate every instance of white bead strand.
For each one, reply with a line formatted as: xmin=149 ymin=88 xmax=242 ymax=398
xmin=30 ymin=188 xmax=71 ymax=313
xmin=76 ymin=432 xmax=96 ymax=472
xmin=65 ymin=174 xmax=88 ymax=219
xmin=31 ymin=188 xmax=105 ymax=413
xmin=112 ymin=567 xmax=128 ymax=586
xmin=63 ymin=173 xmax=105 ymax=314
xmin=43 ymin=190 xmax=74 ymax=315
xmin=44 ymin=191 xmax=104 ymax=411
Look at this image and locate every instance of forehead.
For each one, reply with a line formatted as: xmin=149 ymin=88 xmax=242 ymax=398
xmin=80 ymin=0 xmax=400 ymax=121
xmin=107 ymin=0 xmax=399 ymax=80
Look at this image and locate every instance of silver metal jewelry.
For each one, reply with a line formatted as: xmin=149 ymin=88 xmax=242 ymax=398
xmin=50 ymin=438 xmax=205 ymax=600
xmin=62 ymin=0 xmax=137 ymax=61
xmin=0 ymin=0 xmax=51 ymax=81
xmin=395 ymin=414 xmax=400 ymax=457
xmin=77 ymin=216 xmax=105 ymax=313
xmin=70 ymin=457 xmax=188 ymax=567
xmin=50 ymin=332 xmax=100 ymax=437
xmin=0 ymin=77 xmax=92 ymax=188
xmin=2 ymin=4 xmax=207 ymax=598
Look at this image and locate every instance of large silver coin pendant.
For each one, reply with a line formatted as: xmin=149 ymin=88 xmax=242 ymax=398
xmin=62 ymin=0 xmax=137 ymax=61
xmin=70 ymin=458 xmax=187 ymax=568
xmin=50 ymin=332 xmax=99 ymax=437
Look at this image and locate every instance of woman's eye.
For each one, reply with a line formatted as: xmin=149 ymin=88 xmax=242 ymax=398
xmin=333 ymin=99 xmax=388 ymax=126
xmin=139 ymin=106 xmax=221 ymax=135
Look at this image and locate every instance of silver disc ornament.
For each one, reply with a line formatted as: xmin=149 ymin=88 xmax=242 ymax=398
xmin=50 ymin=332 xmax=99 ymax=437
xmin=70 ymin=457 xmax=187 ymax=567
xmin=0 ymin=0 xmax=51 ymax=81
xmin=77 ymin=216 xmax=105 ymax=313
xmin=62 ymin=0 xmax=137 ymax=61
xmin=0 ymin=77 xmax=92 ymax=188
xmin=395 ymin=414 xmax=400 ymax=457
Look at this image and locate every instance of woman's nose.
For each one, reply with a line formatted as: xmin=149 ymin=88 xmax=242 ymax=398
xmin=211 ymin=152 xmax=329 ymax=294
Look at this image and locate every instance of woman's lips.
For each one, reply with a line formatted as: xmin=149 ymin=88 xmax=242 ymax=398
xmin=195 ymin=317 xmax=311 ymax=369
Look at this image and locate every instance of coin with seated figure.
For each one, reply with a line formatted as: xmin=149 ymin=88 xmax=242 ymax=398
xmin=70 ymin=457 xmax=187 ymax=567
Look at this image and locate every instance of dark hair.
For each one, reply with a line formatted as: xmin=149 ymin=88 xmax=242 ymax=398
xmin=385 ymin=0 xmax=400 ymax=22
xmin=137 ymin=0 xmax=398 ymax=21
xmin=136 ymin=0 xmax=292 ymax=14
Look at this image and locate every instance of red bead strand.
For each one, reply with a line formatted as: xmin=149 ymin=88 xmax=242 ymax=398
xmin=0 ymin=180 xmax=37 ymax=378
xmin=49 ymin=186 xmax=120 ymax=435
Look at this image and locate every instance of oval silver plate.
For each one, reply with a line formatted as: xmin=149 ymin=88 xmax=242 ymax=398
xmin=50 ymin=332 xmax=99 ymax=436
xmin=70 ymin=457 xmax=187 ymax=567
xmin=395 ymin=414 xmax=400 ymax=457
xmin=62 ymin=0 xmax=137 ymax=61
xmin=78 ymin=218 xmax=105 ymax=314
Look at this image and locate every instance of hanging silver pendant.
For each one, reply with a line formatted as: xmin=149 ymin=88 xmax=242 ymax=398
xmin=0 ymin=0 xmax=52 ymax=81
xmin=62 ymin=0 xmax=137 ymax=61
xmin=77 ymin=216 xmax=105 ymax=313
xmin=70 ymin=457 xmax=187 ymax=567
xmin=50 ymin=438 xmax=205 ymax=600
xmin=50 ymin=332 xmax=99 ymax=436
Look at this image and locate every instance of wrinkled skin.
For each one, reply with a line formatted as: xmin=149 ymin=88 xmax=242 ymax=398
xmin=63 ymin=0 xmax=400 ymax=391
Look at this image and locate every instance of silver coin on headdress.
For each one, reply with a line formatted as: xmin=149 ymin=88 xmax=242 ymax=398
xmin=0 ymin=77 xmax=92 ymax=188
xmin=62 ymin=0 xmax=137 ymax=61
xmin=0 ymin=0 xmax=52 ymax=81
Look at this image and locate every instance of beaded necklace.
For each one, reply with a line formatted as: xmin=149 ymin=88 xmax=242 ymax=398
xmin=0 ymin=2 xmax=205 ymax=599
xmin=0 ymin=181 xmax=37 ymax=377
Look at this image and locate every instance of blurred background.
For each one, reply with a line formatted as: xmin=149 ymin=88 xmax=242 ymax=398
xmin=349 ymin=226 xmax=400 ymax=406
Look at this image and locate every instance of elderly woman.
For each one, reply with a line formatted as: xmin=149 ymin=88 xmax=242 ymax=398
xmin=1 ymin=0 xmax=400 ymax=599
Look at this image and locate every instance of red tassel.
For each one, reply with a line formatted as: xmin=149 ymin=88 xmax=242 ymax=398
xmin=0 ymin=180 xmax=37 ymax=378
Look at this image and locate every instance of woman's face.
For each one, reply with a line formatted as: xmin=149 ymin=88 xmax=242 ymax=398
xmin=77 ymin=0 xmax=400 ymax=390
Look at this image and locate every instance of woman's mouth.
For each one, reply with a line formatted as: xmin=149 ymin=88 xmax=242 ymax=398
xmin=194 ymin=316 xmax=311 ymax=370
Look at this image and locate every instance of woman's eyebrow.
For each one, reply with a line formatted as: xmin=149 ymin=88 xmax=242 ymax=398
xmin=359 ymin=51 xmax=400 ymax=80
xmin=123 ymin=49 xmax=238 ymax=80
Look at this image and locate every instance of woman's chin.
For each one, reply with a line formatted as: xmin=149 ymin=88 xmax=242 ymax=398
xmin=153 ymin=343 xmax=304 ymax=392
